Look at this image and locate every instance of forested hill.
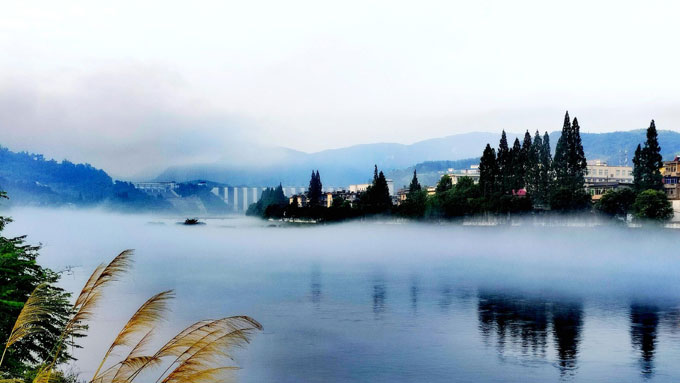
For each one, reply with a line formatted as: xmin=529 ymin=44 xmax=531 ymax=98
xmin=0 ymin=146 xmax=170 ymax=211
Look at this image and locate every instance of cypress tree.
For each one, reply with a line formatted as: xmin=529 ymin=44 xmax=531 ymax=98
xmin=525 ymin=130 xmax=541 ymax=199
xmin=363 ymin=165 xmax=392 ymax=213
xmin=568 ymin=117 xmax=587 ymax=190
xmin=510 ymin=137 xmax=523 ymax=191
xmin=374 ymin=170 xmax=392 ymax=211
xmin=408 ymin=169 xmax=421 ymax=193
xmin=550 ymin=112 xmax=589 ymax=210
xmin=538 ymin=131 xmax=553 ymax=205
xmin=632 ymin=144 xmax=644 ymax=191
xmin=644 ymin=120 xmax=663 ymax=190
xmin=479 ymin=144 xmax=498 ymax=197
xmin=308 ymin=170 xmax=323 ymax=206
xmin=634 ymin=120 xmax=664 ymax=191
xmin=553 ymin=111 xmax=571 ymax=185
xmin=497 ymin=131 xmax=510 ymax=193
xmin=520 ymin=131 xmax=532 ymax=188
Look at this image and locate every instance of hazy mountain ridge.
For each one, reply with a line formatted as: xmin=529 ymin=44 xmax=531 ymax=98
xmin=157 ymin=130 xmax=680 ymax=187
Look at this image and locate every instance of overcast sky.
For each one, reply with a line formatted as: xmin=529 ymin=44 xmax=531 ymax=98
xmin=2 ymin=1 xmax=680 ymax=177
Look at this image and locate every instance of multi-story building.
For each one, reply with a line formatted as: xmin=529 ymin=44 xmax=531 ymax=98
xmin=663 ymin=157 xmax=680 ymax=200
xmin=584 ymin=160 xmax=634 ymax=200
xmin=585 ymin=160 xmax=633 ymax=183
xmin=444 ymin=165 xmax=480 ymax=185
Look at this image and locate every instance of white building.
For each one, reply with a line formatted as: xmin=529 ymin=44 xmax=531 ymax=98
xmin=443 ymin=165 xmax=480 ymax=184
xmin=348 ymin=179 xmax=395 ymax=196
xmin=585 ymin=160 xmax=633 ymax=183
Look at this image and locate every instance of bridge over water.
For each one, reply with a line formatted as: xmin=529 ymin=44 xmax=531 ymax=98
xmin=210 ymin=186 xmax=308 ymax=212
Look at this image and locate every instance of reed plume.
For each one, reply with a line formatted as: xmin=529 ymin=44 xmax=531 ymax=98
xmin=2 ymin=249 xmax=261 ymax=383
xmin=91 ymin=290 xmax=174 ymax=381
xmin=32 ymin=250 xmax=134 ymax=383
xmin=0 ymin=284 xmax=52 ymax=367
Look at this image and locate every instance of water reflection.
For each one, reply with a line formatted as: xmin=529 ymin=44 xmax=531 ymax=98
xmin=438 ymin=285 xmax=454 ymax=312
xmin=410 ymin=277 xmax=419 ymax=314
xmin=310 ymin=266 xmax=322 ymax=307
xmin=372 ymin=278 xmax=387 ymax=317
xmin=552 ymin=302 xmax=583 ymax=378
xmin=630 ymin=304 xmax=659 ymax=377
xmin=477 ymin=291 xmax=582 ymax=377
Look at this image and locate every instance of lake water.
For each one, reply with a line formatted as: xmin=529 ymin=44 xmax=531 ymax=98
xmin=4 ymin=208 xmax=680 ymax=382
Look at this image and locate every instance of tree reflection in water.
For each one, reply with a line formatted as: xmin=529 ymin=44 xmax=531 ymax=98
xmin=477 ymin=291 xmax=582 ymax=378
xmin=630 ymin=303 xmax=659 ymax=378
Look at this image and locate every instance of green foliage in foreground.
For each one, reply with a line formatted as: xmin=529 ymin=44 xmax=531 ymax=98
xmin=0 ymin=193 xmax=79 ymax=380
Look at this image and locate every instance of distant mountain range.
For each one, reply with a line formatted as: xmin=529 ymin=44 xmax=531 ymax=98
xmin=3 ymin=129 xmax=680 ymax=210
xmin=157 ymin=130 xmax=680 ymax=187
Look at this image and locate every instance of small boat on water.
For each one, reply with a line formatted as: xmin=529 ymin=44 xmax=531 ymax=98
xmin=182 ymin=218 xmax=205 ymax=225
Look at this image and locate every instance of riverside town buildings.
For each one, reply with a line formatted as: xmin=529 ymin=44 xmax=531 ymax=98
xmin=662 ymin=157 xmax=680 ymax=200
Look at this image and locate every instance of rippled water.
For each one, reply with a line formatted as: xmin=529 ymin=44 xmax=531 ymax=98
xmin=5 ymin=208 xmax=680 ymax=382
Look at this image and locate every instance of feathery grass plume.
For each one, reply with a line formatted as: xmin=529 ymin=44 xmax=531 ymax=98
xmin=93 ymin=330 xmax=160 ymax=383
xmin=0 ymin=284 xmax=53 ymax=368
xmin=91 ymin=290 xmax=174 ymax=381
xmin=170 ymin=367 xmax=237 ymax=383
xmin=124 ymin=316 xmax=261 ymax=383
xmin=38 ymin=250 xmax=134 ymax=383
xmin=70 ymin=250 xmax=134 ymax=330
xmin=157 ymin=321 xmax=261 ymax=383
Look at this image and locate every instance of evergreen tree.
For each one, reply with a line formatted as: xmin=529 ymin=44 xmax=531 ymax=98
xmin=632 ymin=144 xmax=644 ymax=191
xmin=479 ymin=144 xmax=498 ymax=197
xmin=525 ymin=130 xmax=541 ymax=199
xmin=520 ymin=131 xmax=532 ymax=188
xmin=521 ymin=130 xmax=532 ymax=163
xmin=401 ymin=170 xmax=425 ymax=218
xmin=569 ymin=117 xmax=587 ymax=189
xmin=510 ymin=138 xmax=523 ymax=191
xmin=553 ymin=111 xmax=571 ymax=186
xmin=307 ymin=170 xmax=323 ymax=206
xmin=408 ymin=170 xmax=421 ymax=193
xmin=537 ymin=131 xmax=553 ymax=206
xmin=373 ymin=170 xmax=392 ymax=211
xmin=633 ymin=120 xmax=664 ymax=191
xmin=550 ymin=112 xmax=589 ymax=210
xmin=362 ymin=165 xmax=392 ymax=213
xmin=497 ymin=131 xmax=510 ymax=193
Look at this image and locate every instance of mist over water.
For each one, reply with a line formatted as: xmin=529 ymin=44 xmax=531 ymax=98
xmin=4 ymin=208 xmax=680 ymax=382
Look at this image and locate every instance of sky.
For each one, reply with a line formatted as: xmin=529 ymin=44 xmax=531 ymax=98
xmin=2 ymin=0 xmax=680 ymax=178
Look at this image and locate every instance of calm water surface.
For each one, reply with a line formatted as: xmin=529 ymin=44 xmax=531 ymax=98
xmin=5 ymin=208 xmax=680 ymax=382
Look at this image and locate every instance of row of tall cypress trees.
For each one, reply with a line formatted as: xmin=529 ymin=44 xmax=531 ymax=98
xmin=479 ymin=111 xmax=589 ymax=210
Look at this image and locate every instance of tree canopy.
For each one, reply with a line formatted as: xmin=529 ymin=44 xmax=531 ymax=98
xmin=633 ymin=120 xmax=664 ymax=192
